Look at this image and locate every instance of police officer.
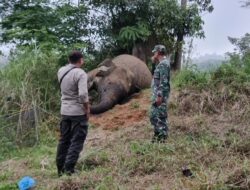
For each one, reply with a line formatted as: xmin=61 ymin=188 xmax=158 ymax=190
xmin=56 ymin=51 xmax=89 ymax=176
xmin=150 ymin=45 xmax=171 ymax=143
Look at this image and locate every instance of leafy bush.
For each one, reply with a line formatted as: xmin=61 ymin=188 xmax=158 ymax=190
xmin=173 ymin=65 xmax=209 ymax=89
xmin=212 ymin=54 xmax=249 ymax=82
xmin=173 ymin=53 xmax=250 ymax=92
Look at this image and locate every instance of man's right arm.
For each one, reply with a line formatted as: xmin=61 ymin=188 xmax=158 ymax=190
xmin=78 ymin=71 xmax=90 ymax=117
xmin=83 ymin=102 xmax=90 ymax=119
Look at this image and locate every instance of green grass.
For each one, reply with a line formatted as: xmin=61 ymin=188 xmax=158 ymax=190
xmin=0 ymin=112 xmax=249 ymax=189
xmin=130 ymin=102 xmax=140 ymax=109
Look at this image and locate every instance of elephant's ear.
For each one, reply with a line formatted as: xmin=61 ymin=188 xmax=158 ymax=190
xmin=96 ymin=65 xmax=116 ymax=77
xmin=97 ymin=59 xmax=116 ymax=77
xmin=98 ymin=58 xmax=115 ymax=67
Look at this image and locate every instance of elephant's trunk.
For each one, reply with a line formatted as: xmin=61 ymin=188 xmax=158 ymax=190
xmin=90 ymin=96 xmax=116 ymax=114
xmin=90 ymin=83 xmax=127 ymax=114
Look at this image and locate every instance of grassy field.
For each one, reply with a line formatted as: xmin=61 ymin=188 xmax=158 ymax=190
xmin=0 ymin=49 xmax=249 ymax=189
xmin=0 ymin=90 xmax=249 ymax=190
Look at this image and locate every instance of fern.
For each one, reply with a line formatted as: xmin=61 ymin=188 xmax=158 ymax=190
xmin=118 ymin=23 xmax=151 ymax=48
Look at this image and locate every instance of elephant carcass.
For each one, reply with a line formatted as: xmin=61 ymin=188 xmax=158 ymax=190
xmin=88 ymin=54 xmax=152 ymax=114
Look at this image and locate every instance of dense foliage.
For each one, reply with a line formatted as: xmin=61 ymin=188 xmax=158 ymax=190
xmin=87 ymin=0 xmax=213 ymax=63
xmin=0 ymin=0 xmax=213 ymax=66
xmin=0 ymin=0 xmax=89 ymax=49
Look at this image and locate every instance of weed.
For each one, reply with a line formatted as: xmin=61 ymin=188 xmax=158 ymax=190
xmin=130 ymin=102 xmax=140 ymax=109
xmin=0 ymin=171 xmax=13 ymax=181
xmin=233 ymin=139 xmax=250 ymax=156
xmin=95 ymin=176 xmax=121 ymax=190
xmin=226 ymin=168 xmax=250 ymax=189
xmin=0 ymin=184 xmax=17 ymax=190
xmin=79 ymin=150 xmax=110 ymax=171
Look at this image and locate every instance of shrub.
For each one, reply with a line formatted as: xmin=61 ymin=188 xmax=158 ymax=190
xmin=173 ymin=53 xmax=250 ymax=91
xmin=173 ymin=64 xmax=209 ymax=89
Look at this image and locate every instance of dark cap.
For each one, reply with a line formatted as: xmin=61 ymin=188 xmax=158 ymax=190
xmin=152 ymin=45 xmax=167 ymax=54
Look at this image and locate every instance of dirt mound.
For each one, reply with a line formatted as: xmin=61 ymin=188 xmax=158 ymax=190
xmin=90 ymin=91 xmax=150 ymax=130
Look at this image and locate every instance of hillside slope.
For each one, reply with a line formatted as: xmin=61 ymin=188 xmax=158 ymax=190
xmin=0 ymin=89 xmax=249 ymax=190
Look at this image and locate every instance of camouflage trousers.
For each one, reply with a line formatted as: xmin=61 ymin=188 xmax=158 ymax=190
xmin=150 ymin=100 xmax=169 ymax=138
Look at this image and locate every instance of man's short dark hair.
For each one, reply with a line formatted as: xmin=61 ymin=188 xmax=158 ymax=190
xmin=68 ymin=51 xmax=83 ymax=64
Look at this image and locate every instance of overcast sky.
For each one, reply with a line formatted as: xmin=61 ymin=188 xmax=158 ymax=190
xmin=192 ymin=0 xmax=250 ymax=57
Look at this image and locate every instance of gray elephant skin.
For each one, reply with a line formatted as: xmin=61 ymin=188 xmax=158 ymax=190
xmin=88 ymin=54 xmax=152 ymax=114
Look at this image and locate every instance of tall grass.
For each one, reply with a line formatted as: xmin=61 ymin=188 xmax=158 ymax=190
xmin=0 ymin=46 xmax=102 ymax=159
xmin=0 ymin=48 xmax=61 ymax=112
xmin=0 ymin=48 xmax=61 ymax=158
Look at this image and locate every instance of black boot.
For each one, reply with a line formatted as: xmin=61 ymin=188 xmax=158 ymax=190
xmin=64 ymin=163 xmax=75 ymax=176
xmin=158 ymin=135 xmax=167 ymax=143
xmin=57 ymin=165 xmax=65 ymax=177
xmin=151 ymin=132 xmax=159 ymax=143
xmin=152 ymin=133 xmax=167 ymax=143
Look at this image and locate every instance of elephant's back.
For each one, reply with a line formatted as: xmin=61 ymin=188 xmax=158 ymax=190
xmin=112 ymin=54 xmax=152 ymax=88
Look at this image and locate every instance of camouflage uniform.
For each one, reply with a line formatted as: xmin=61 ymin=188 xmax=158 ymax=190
xmin=150 ymin=57 xmax=171 ymax=141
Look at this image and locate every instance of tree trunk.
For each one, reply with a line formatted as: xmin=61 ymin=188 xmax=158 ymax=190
xmin=172 ymin=0 xmax=187 ymax=71
xmin=132 ymin=37 xmax=156 ymax=64
xmin=132 ymin=43 xmax=147 ymax=63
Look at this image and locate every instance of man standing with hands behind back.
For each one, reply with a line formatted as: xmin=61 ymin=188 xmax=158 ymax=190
xmin=150 ymin=45 xmax=171 ymax=143
xmin=56 ymin=51 xmax=89 ymax=176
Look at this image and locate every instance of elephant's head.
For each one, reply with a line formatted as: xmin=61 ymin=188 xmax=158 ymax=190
xmin=88 ymin=59 xmax=134 ymax=114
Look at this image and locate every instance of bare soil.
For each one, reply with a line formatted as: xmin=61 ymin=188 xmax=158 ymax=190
xmin=89 ymin=92 xmax=151 ymax=130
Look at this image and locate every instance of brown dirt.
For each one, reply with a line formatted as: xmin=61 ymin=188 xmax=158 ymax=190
xmin=89 ymin=91 xmax=151 ymax=130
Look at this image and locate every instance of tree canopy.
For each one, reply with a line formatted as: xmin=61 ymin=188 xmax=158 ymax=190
xmin=87 ymin=0 xmax=213 ymax=53
xmin=228 ymin=33 xmax=250 ymax=56
xmin=0 ymin=0 xmax=89 ymax=50
xmin=0 ymin=0 xmax=214 ymax=69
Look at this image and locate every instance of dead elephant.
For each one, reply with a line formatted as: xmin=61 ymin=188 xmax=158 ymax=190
xmin=88 ymin=54 xmax=152 ymax=114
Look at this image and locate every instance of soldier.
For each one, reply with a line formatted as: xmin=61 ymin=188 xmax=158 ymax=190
xmin=150 ymin=45 xmax=171 ymax=143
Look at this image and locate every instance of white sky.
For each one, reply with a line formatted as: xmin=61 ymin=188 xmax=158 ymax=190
xmin=192 ymin=0 xmax=250 ymax=56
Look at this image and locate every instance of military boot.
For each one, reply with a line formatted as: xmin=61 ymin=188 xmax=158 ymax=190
xmin=152 ymin=133 xmax=167 ymax=143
